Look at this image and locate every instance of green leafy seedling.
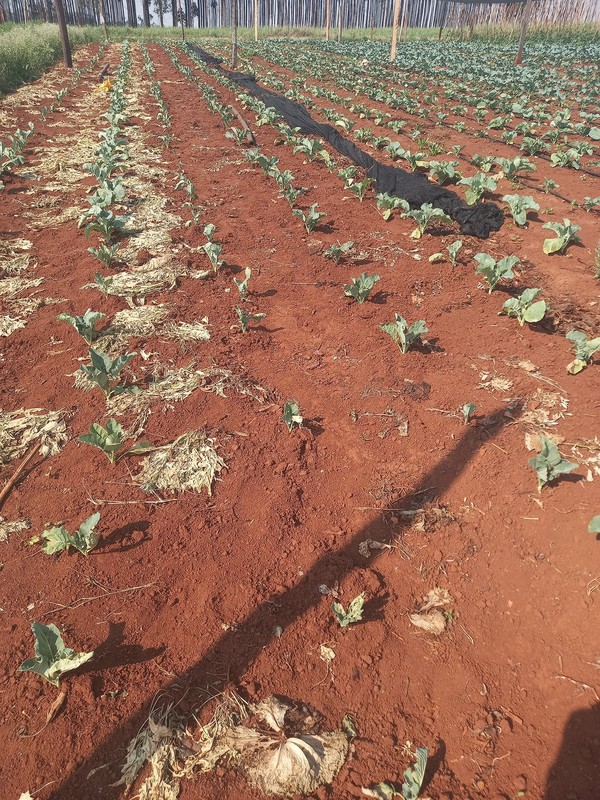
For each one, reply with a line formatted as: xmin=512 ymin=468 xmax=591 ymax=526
xmin=235 ymin=306 xmax=265 ymax=333
xmin=566 ymin=330 xmax=600 ymax=374
xmin=80 ymin=348 xmax=137 ymax=399
xmin=344 ymin=272 xmax=381 ymax=304
xmin=41 ymin=513 xmax=101 ymax=556
xmin=202 ymin=240 xmax=223 ymax=272
xmin=332 ymin=593 xmax=365 ymax=628
xmin=79 ymin=419 xmax=126 ymax=463
xmin=447 ymin=240 xmax=463 ymax=266
xmin=292 ymin=203 xmax=326 ymax=233
xmin=474 ymin=253 xmax=518 ymax=293
xmin=459 ymin=172 xmax=498 ymax=205
xmin=347 ymin=177 xmax=374 ymax=202
xmin=324 ymin=241 xmax=354 ymax=264
xmin=88 ymin=242 xmax=121 ymax=269
xmin=502 ymin=194 xmax=540 ymax=227
xmin=234 ymin=267 xmax=251 ymax=301
xmin=500 ymin=288 xmax=547 ymax=326
xmin=494 ymin=156 xmax=536 ymax=180
xmin=381 ymin=314 xmax=428 ymax=354
xmin=428 ymin=160 xmax=460 ymax=185
xmin=93 ymin=273 xmax=113 ymax=295
xmin=362 ymin=747 xmax=428 ymax=800
xmin=19 ymin=622 xmax=94 ymax=687
xmin=58 ymin=309 xmax=105 ymax=344
xmin=529 ymin=436 xmax=578 ymax=493
xmin=282 ymin=400 xmax=303 ymax=432
xmin=375 ymin=193 xmax=410 ymax=221
xmin=460 ymin=402 xmax=476 ymax=424
xmin=589 ymin=516 xmax=600 ymax=534
xmin=542 ymin=219 xmax=582 ymax=255
xmin=406 ymin=203 xmax=452 ymax=238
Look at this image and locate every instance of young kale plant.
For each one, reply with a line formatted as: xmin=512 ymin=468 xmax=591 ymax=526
xmin=362 ymin=747 xmax=428 ymax=800
xmin=502 ymin=194 xmax=540 ymax=227
xmin=460 ymin=402 xmax=477 ymax=425
xmin=235 ymin=306 xmax=265 ymax=333
xmin=474 ymin=253 xmax=518 ymax=293
xmin=80 ymin=349 xmax=137 ymax=399
xmin=529 ymin=436 xmax=578 ymax=493
xmin=459 ymin=172 xmax=498 ymax=205
xmin=38 ymin=513 xmax=101 ymax=556
xmin=500 ymin=288 xmax=547 ymax=326
xmin=375 ymin=193 xmax=410 ymax=221
xmin=406 ymin=203 xmax=452 ymax=238
xmin=332 ymin=593 xmax=365 ymax=628
xmin=381 ymin=314 xmax=428 ymax=353
xmin=347 ymin=177 xmax=374 ymax=202
xmin=566 ymin=330 xmax=600 ymax=374
xmin=234 ymin=267 xmax=252 ymax=301
xmin=324 ymin=241 xmax=354 ymax=264
xmin=19 ymin=622 xmax=94 ymax=687
xmin=542 ymin=219 xmax=582 ymax=254
xmin=428 ymin=160 xmax=460 ymax=185
xmin=344 ymin=272 xmax=381 ymax=304
xmin=282 ymin=400 xmax=303 ymax=432
xmin=88 ymin=242 xmax=121 ymax=269
xmin=58 ymin=309 xmax=105 ymax=344
xmin=79 ymin=418 xmax=150 ymax=464
xmin=292 ymin=203 xmax=326 ymax=233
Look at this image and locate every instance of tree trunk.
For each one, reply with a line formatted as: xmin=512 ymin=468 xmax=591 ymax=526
xmin=337 ymin=0 xmax=343 ymax=42
xmin=53 ymin=0 xmax=72 ymax=67
xmin=390 ymin=0 xmax=401 ymax=60
xmin=325 ymin=0 xmax=330 ymax=39
xmin=253 ymin=0 xmax=258 ymax=40
xmin=515 ymin=0 xmax=534 ymax=65
xmin=232 ymin=0 xmax=238 ymax=68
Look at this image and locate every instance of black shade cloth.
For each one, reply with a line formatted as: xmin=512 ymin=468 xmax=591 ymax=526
xmin=190 ymin=46 xmax=504 ymax=239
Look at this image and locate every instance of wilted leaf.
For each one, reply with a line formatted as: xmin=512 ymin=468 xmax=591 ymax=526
xmin=18 ymin=622 xmax=94 ymax=686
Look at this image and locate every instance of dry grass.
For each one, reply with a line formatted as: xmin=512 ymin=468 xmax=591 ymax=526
xmin=135 ymin=430 xmax=225 ymax=495
xmin=0 ymin=408 xmax=70 ymax=462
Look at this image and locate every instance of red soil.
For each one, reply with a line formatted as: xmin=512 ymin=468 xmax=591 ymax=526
xmin=0 ymin=42 xmax=599 ymax=800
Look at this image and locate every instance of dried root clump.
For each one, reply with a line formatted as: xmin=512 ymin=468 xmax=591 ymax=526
xmin=180 ymin=693 xmax=349 ymax=798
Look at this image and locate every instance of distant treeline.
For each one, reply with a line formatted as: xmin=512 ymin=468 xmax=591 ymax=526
xmin=0 ymin=0 xmax=598 ymax=31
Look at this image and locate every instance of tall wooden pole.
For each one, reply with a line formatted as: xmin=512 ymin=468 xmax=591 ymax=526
xmin=390 ymin=0 xmax=401 ymax=61
xmin=515 ymin=0 xmax=534 ymax=65
xmin=177 ymin=0 xmax=185 ymax=40
xmin=99 ymin=0 xmax=108 ymax=41
xmin=253 ymin=0 xmax=258 ymax=41
xmin=22 ymin=0 xmax=29 ymax=23
xmin=325 ymin=0 xmax=330 ymax=40
xmin=337 ymin=0 xmax=343 ymax=42
xmin=231 ymin=0 xmax=238 ymax=68
xmin=53 ymin=0 xmax=72 ymax=67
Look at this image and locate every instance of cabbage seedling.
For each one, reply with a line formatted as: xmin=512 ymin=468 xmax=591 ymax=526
xmin=362 ymin=747 xmax=428 ymax=800
xmin=502 ymin=194 xmax=540 ymax=227
xmin=347 ymin=178 xmax=374 ymax=202
xmin=80 ymin=349 xmax=137 ymax=399
xmin=375 ymin=193 xmax=409 ymax=221
xmin=344 ymin=272 xmax=381 ymax=304
xmin=202 ymin=240 xmax=223 ymax=272
xmin=282 ymin=400 xmax=303 ymax=432
xmin=474 ymin=253 xmax=518 ymax=293
xmin=459 ymin=173 xmax=498 ymax=205
xmin=529 ymin=436 xmax=578 ymax=493
xmin=380 ymin=314 xmax=428 ymax=354
xmin=79 ymin=418 xmax=150 ymax=464
xmin=332 ymin=593 xmax=365 ymax=628
xmin=447 ymin=240 xmax=463 ymax=266
xmin=88 ymin=242 xmax=121 ymax=268
xmin=19 ymin=622 xmax=94 ymax=687
xmin=40 ymin=513 xmax=101 ymax=556
xmin=58 ymin=309 xmax=105 ymax=344
xmin=589 ymin=517 xmax=600 ymax=534
xmin=235 ymin=306 xmax=265 ymax=333
xmin=500 ymin=288 xmax=547 ymax=326
xmin=292 ymin=204 xmax=326 ymax=233
xmin=338 ymin=165 xmax=359 ymax=186
xmin=460 ymin=402 xmax=476 ymax=424
xmin=542 ymin=219 xmax=582 ymax=255
xmin=494 ymin=156 xmax=536 ymax=180
xmin=234 ymin=267 xmax=251 ymax=300
xmin=406 ymin=203 xmax=452 ymax=238
xmin=566 ymin=330 xmax=600 ymax=374
xmin=428 ymin=160 xmax=460 ymax=185
xmin=93 ymin=273 xmax=113 ymax=295
xmin=324 ymin=241 xmax=354 ymax=264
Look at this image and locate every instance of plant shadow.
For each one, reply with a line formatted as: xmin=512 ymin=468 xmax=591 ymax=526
xmin=98 ymin=520 xmax=151 ymax=554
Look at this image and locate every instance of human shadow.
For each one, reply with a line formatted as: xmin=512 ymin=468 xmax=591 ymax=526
xmin=49 ymin=403 xmax=520 ymax=799
xmin=544 ymin=703 xmax=600 ymax=800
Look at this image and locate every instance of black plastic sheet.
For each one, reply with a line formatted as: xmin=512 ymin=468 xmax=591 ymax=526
xmin=190 ymin=46 xmax=504 ymax=239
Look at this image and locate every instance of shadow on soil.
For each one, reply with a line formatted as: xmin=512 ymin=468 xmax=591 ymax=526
xmin=51 ymin=402 xmax=521 ymax=798
xmin=544 ymin=703 xmax=600 ymax=800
